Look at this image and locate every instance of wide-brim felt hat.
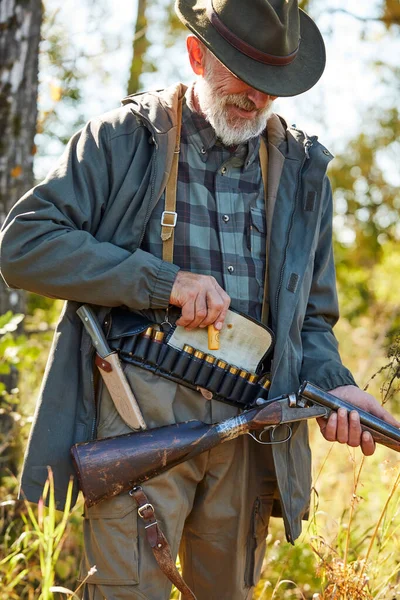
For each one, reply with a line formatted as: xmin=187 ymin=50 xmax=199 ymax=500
xmin=175 ymin=0 xmax=326 ymax=97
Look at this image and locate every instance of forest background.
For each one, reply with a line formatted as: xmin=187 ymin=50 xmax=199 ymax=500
xmin=0 ymin=0 xmax=400 ymax=598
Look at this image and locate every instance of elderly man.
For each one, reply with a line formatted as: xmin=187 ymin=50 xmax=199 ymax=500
xmin=0 ymin=1 xmax=398 ymax=599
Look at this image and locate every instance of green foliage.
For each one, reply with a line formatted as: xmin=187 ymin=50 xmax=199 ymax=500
xmin=0 ymin=299 xmax=62 ymax=478
xmin=0 ymin=472 xmax=87 ymax=600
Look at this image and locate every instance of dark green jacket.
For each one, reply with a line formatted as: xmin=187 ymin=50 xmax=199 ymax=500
xmin=0 ymin=83 xmax=355 ymax=543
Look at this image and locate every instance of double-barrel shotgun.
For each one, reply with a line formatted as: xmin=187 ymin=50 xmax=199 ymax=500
xmin=71 ymin=382 xmax=400 ymax=507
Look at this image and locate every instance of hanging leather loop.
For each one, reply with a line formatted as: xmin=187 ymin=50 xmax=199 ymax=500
xmin=130 ymin=486 xmax=197 ymax=600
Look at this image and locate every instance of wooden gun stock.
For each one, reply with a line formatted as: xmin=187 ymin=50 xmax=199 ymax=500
xmin=71 ymin=402 xmax=283 ymax=507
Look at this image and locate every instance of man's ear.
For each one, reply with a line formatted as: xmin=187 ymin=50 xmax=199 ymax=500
xmin=187 ymin=35 xmax=206 ymax=76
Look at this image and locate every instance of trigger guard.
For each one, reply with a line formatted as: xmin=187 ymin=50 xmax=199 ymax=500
xmin=247 ymin=424 xmax=292 ymax=445
xmin=270 ymin=424 xmax=292 ymax=443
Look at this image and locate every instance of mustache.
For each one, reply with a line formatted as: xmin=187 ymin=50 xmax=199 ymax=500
xmin=224 ymin=94 xmax=258 ymax=112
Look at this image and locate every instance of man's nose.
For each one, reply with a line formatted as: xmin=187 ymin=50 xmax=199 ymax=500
xmin=247 ymin=89 xmax=277 ymax=109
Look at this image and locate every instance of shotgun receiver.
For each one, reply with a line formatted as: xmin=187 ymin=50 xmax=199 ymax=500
xmin=71 ymin=382 xmax=400 ymax=507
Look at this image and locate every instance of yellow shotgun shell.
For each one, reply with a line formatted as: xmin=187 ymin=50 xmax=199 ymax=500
xmin=207 ymin=324 xmax=220 ymax=350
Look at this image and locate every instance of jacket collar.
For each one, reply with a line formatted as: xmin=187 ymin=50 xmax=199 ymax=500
xmin=121 ymin=83 xmax=188 ymax=135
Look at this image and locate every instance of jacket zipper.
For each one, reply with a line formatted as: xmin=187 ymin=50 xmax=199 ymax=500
xmin=274 ymin=144 xmax=311 ymax=317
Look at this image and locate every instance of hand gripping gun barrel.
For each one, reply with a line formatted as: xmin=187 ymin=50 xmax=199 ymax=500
xmin=71 ymin=382 xmax=400 ymax=507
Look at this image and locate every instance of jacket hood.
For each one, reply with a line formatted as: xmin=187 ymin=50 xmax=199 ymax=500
xmin=121 ymin=83 xmax=188 ymax=136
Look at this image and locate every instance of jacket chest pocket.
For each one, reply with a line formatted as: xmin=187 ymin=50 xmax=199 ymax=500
xmin=80 ymin=493 xmax=139 ymax=585
xmin=249 ymin=207 xmax=266 ymax=287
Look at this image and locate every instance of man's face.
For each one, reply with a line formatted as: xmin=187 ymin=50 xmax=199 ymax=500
xmin=194 ymin=46 xmax=277 ymax=146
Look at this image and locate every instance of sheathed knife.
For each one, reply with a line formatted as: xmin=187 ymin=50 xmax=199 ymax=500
xmin=77 ymin=305 xmax=147 ymax=431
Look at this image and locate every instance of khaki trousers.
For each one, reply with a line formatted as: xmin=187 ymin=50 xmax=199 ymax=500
xmin=80 ymin=365 xmax=277 ymax=600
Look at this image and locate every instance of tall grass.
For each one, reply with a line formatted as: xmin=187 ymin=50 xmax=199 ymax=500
xmin=0 ymin=470 xmax=93 ymax=600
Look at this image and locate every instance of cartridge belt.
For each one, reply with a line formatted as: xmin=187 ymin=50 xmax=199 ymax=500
xmin=106 ymin=308 xmax=274 ymax=409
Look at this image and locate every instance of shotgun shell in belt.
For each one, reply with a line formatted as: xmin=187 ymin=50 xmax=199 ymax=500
xmin=228 ymin=365 xmax=239 ymax=375
xmin=183 ymin=344 xmax=194 ymax=355
xmin=142 ymin=327 xmax=153 ymax=338
xmin=261 ymin=377 xmax=271 ymax=390
xmin=205 ymin=354 xmax=216 ymax=364
xmin=239 ymin=370 xmax=249 ymax=379
xmin=216 ymin=359 xmax=228 ymax=369
xmin=194 ymin=349 xmax=205 ymax=359
xmin=248 ymin=374 xmax=258 ymax=384
xmin=152 ymin=330 xmax=165 ymax=342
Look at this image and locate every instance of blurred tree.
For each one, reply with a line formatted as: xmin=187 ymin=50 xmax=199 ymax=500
xmin=0 ymin=0 xmax=42 ymax=316
xmin=128 ymin=0 xmax=149 ymax=95
xmin=127 ymin=0 xmax=186 ymax=94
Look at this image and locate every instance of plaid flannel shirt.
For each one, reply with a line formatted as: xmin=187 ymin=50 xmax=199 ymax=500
xmin=141 ymin=85 xmax=266 ymax=321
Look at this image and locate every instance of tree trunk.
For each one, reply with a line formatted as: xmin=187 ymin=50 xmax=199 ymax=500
xmin=0 ymin=0 xmax=42 ymax=474
xmin=0 ymin=0 xmax=42 ymax=315
xmin=127 ymin=0 xmax=149 ymax=95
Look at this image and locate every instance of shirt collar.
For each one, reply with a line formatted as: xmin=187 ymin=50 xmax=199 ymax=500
xmin=184 ymin=83 xmax=265 ymax=169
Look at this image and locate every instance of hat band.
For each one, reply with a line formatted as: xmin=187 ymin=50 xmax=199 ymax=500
xmin=206 ymin=0 xmax=299 ymax=66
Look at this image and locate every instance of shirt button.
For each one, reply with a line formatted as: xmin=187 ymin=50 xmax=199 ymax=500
xmin=200 ymin=146 xmax=206 ymax=155
xmin=222 ymin=215 xmax=230 ymax=223
xmin=221 ymin=166 xmax=227 ymax=175
xmin=227 ymin=265 xmax=234 ymax=274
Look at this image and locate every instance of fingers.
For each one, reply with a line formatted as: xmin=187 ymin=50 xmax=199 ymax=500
xmin=318 ymin=409 xmax=376 ymax=456
xmin=360 ymin=431 xmax=375 ymax=456
xmin=171 ymin=271 xmax=231 ymax=330
xmin=206 ymin=281 xmax=230 ymax=330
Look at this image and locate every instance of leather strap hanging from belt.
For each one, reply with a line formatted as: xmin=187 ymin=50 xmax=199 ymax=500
xmin=161 ymin=99 xmax=183 ymax=263
xmin=130 ymin=486 xmax=197 ymax=600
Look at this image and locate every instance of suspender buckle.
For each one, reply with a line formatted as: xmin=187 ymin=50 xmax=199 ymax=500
xmin=161 ymin=211 xmax=177 ymax=227
xmin=138 ymin=503 xmax=155 ymax=518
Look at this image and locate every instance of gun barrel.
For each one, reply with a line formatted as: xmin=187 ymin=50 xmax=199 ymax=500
xmin=300 ymin=382 xmax=400 ymax=443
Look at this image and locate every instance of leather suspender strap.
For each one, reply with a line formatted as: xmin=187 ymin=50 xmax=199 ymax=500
xmin=130 ymin=486 xmax=197 ymax=600
xmin=259 ymin=137 xmax=270 ymax=325
xmin=161 ymin=98 xmax=183 ymax=263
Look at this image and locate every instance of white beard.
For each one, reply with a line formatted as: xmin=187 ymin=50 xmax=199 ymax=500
xmin=195 ymin=64 xmax=274 ymax=146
